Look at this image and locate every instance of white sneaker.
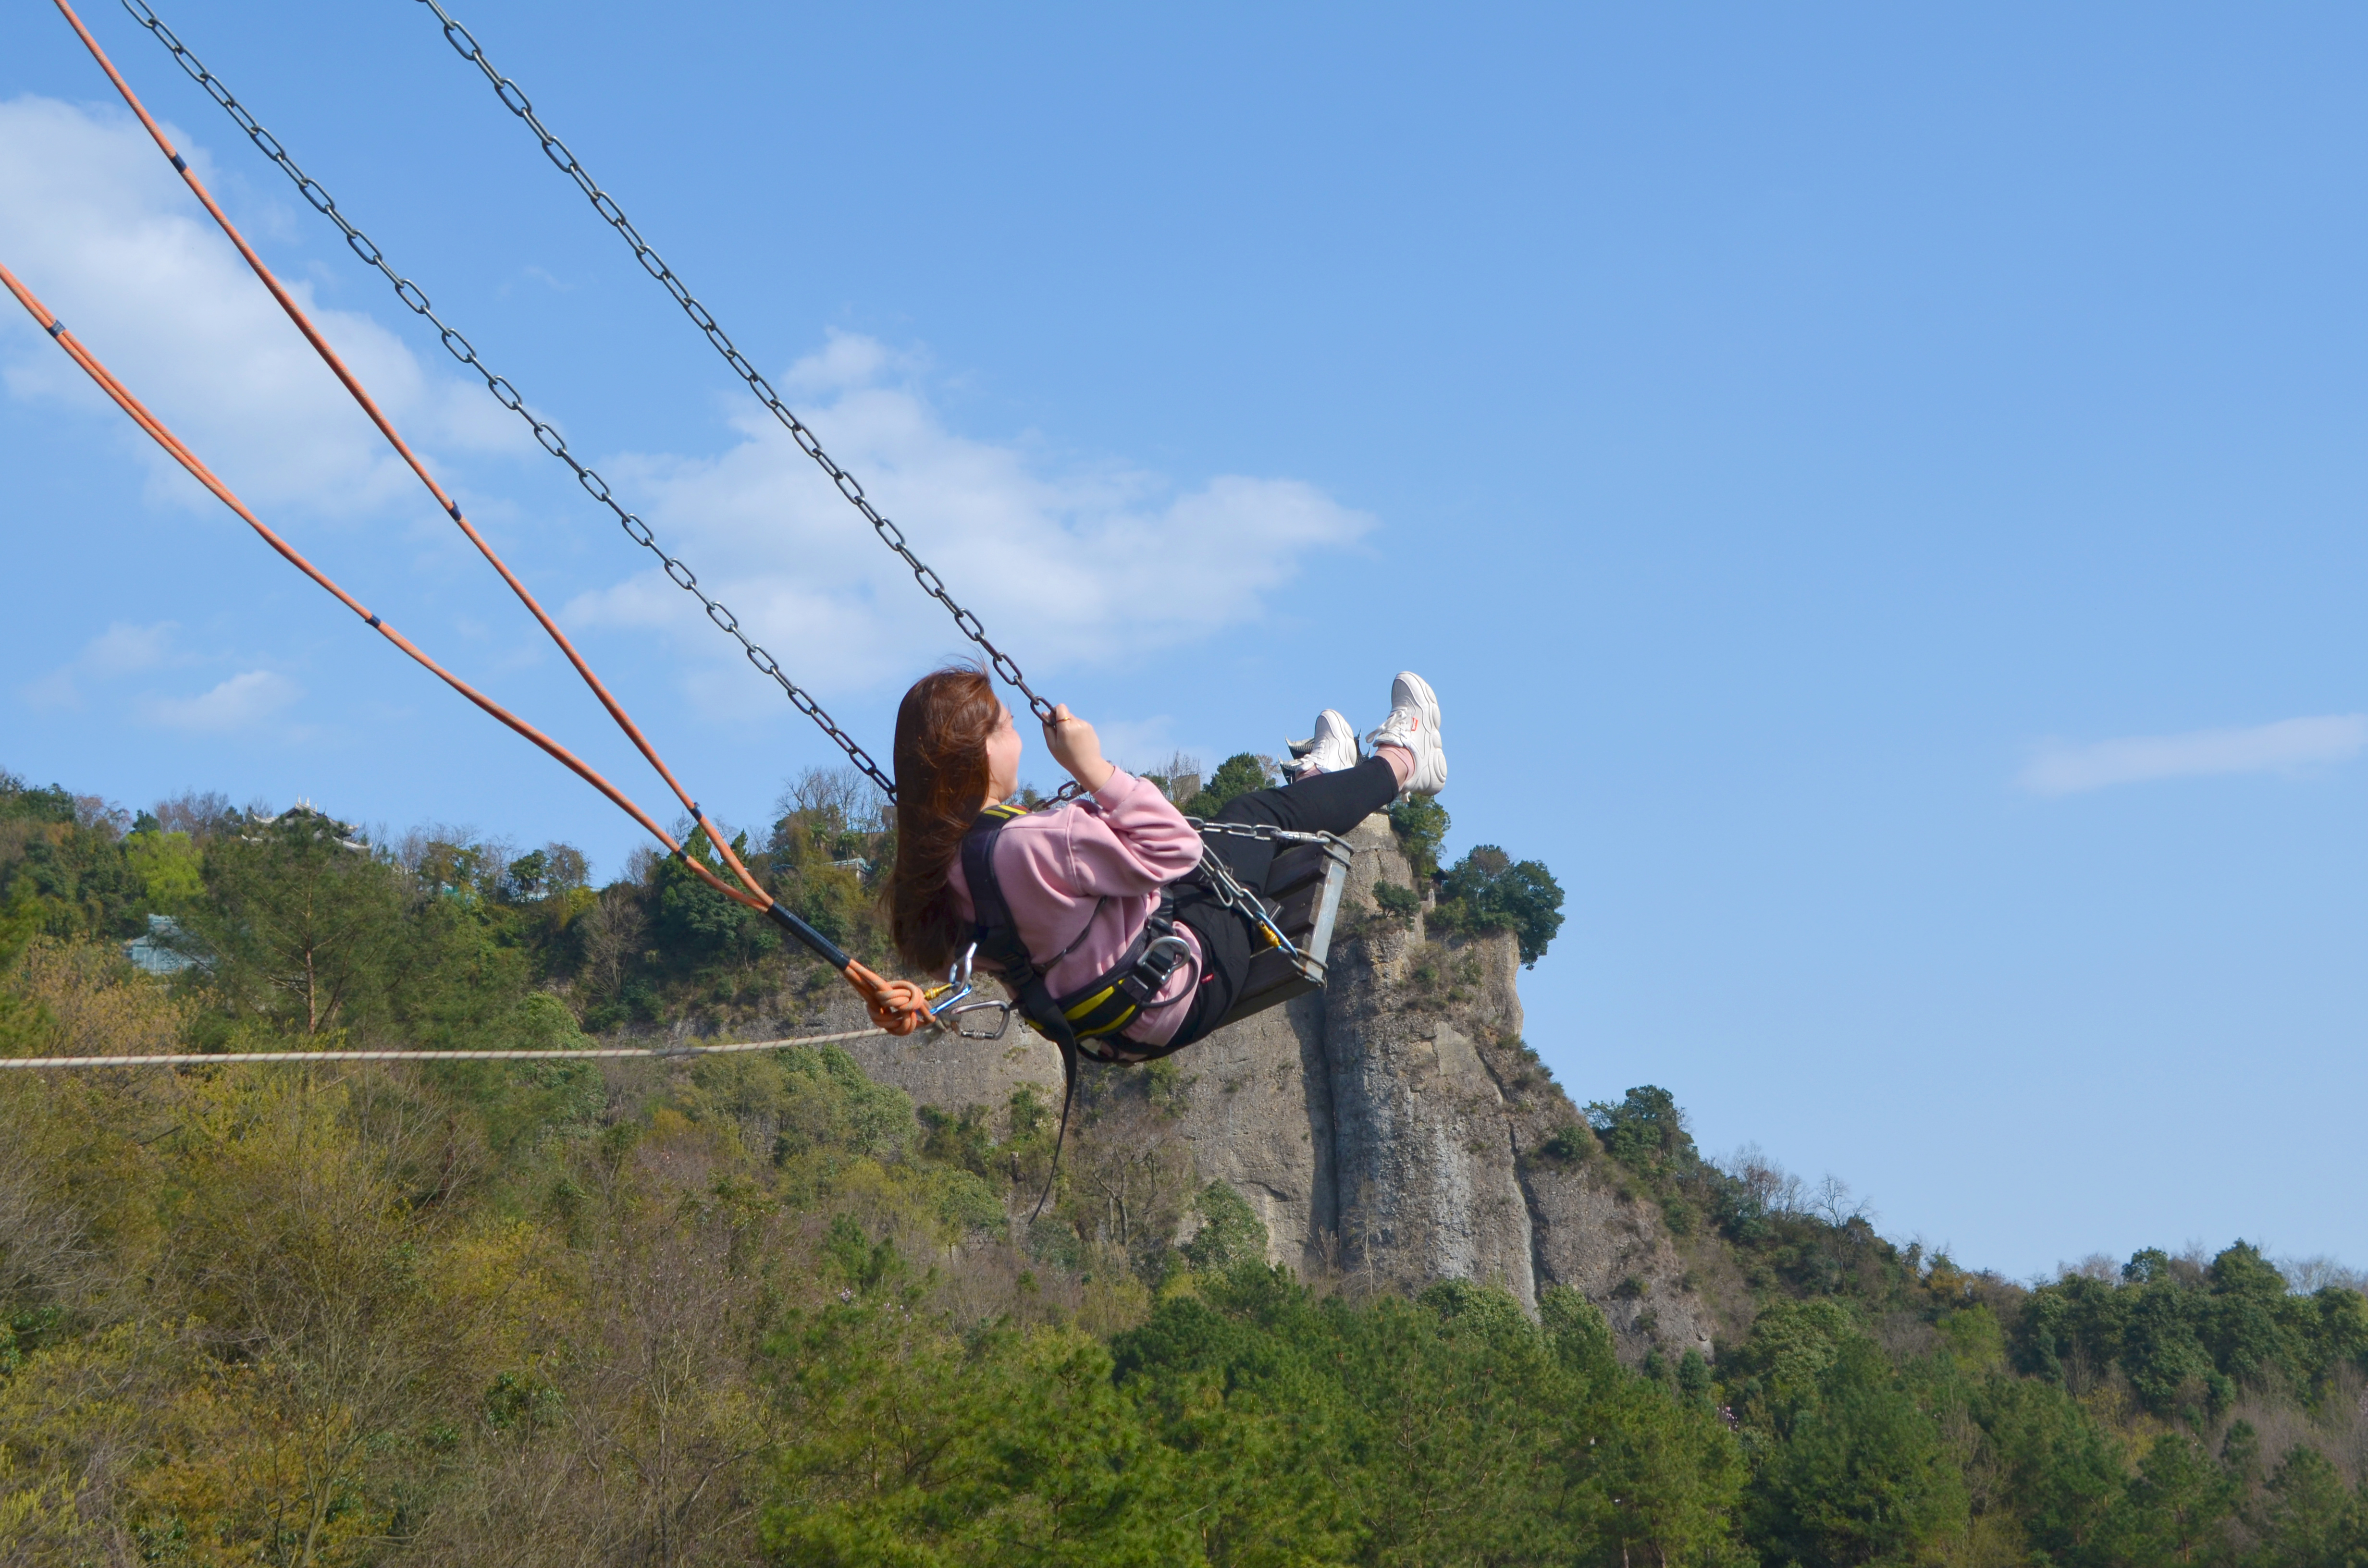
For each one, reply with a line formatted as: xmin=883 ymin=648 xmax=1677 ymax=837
xmin=1364 ymin=671 xmax=1446 ymax=795
xmin=1283 ymin=709 xmax=1360 ymax=779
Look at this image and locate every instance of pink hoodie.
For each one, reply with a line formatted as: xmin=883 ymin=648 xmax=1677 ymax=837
xmin=943 ymin=769 xmax=1208 ymax=1047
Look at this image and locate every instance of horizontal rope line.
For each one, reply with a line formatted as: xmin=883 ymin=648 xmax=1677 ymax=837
xmin=0 ymin=1028 xmax=891 ymax=1069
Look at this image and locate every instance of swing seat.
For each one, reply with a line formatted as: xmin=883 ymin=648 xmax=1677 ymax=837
xmin=1208 ymin=831 xmax=1356 ymax=1031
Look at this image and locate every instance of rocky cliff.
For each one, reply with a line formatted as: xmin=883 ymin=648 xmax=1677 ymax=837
xmin=834 ymin=813 xmax=1715 ymax=1364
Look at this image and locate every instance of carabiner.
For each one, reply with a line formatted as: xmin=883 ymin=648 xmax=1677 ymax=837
xmin=928 ymin=942 xmax=980 ymax=1018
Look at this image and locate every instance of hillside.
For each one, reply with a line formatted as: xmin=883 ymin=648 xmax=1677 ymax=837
xmin=2 ymin=764 xmax=2366 ymax=1567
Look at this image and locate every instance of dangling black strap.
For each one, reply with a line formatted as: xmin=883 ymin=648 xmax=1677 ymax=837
xmin=962 ymin=806 xmax=1084 ymax=1219
xmin=960 ymin=805 xmax=1208 ymax=1219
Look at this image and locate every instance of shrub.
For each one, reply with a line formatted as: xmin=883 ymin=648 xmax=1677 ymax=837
xmin=1179 ymin=1181 xmax=1269 ymax=1273
xmin=1372 ymin=881 xmax=1422 ymax=922
xmin=1386 ymin=794 xmax=1450 ymax=879
xmin=1538 ymin=1124 xmax=1594 ymax=1164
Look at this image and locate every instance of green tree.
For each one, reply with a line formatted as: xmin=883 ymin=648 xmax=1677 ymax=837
xmin=1370 ymin=880 xmax=1422 ymax=923
xmin=123 ymin=828 xmax=205 ymax=911
xmin=1385 ymin=794 xmax=1450 ymax=879
xmin=1745 ymin=1337 xmax=1969 ymax=1566
xmin=765 ymin=781 xmax=890 ymax=962
xmin=1183 ymin=753 xmax=1277 ymax=820
xmin=763 ymin=1307 xmax=1191 ymax=1567
xmin=1431 ymin=845 xmax=1566 ymax=965
xmin=1964 ymin=1372 xmax=2125 ymax=1562
xmin=1112 ymin=1269 xmax=1751 ymax=1567
xmin=2013 ymin=1241 xmax=2362 ymax=1426
xmin=2090 ymin=1433 xmax=2239 ymax=1568
xmin=2245 ymin=1445 xmax=2368 ymax=1568
xmin=1545 ymin=1291 xmax=1751 ymax=1567
xmin=1178 ymin=1181 xmax=1269 ymax=1274
xmin=194 ymin=810 xmax=410 ymax=1037
xmin=2204 ymin=1242 xmax=2300 ymax=1393
xmin=2296 ymin=1285 xmax=2368 ymax=1400
xmin=654 ymin=826 xmax=779 ymax=968
xmin=0 ymin=777 xmax=145 ymax=942
xmin=1589 ymin=1085 xmax=1699 ymax=1178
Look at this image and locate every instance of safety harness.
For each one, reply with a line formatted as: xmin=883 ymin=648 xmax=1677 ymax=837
xmin=962 ymin=803 xmax=1204 ymax=1210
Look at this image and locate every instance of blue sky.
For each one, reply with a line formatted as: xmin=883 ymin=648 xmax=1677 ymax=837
xmin=4 ymin=2 xmax=2364 ymax=1282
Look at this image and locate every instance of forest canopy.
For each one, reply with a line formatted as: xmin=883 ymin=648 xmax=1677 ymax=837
xmin=0 ymin=766 xmax=2362 ymax=1566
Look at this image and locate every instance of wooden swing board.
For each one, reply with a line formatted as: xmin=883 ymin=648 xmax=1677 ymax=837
xmin=1209 ymin=834 xmax=1354 ymax=1032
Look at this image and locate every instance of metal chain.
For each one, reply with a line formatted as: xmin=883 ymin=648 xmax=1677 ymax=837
xmin=1185 ymin=841 xmax=1298 ymax=958
xmin=1185 ymin=818 xmax=1345 ymax=847
xmin=116 ymin=0 xmax=899 ymax=802
xmin=1182 ymin=818 xmax=1350 ymax=956
xmin=414 ymin=0 xmax=1064 ymax=735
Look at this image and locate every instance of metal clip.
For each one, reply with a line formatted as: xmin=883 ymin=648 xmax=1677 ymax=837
xmin=927 ymin=943 xmax=978 ymax=1018
xmin=1136 ymin=932 xmax=1194 ymax=990
xmin=925 ymin=943 xmax=1014 ymax=1039
xmin=1195 ymin=850 xmax=1299 ymax=959
xmin=947 ymin=1001 xmax=1015 ymax=1040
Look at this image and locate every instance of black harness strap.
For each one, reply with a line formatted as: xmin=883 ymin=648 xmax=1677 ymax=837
xmin=963 ymin=804 xmax=1196 ymax=1216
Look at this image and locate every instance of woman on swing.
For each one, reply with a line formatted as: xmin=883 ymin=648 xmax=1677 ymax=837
xmin=888 ymin=668 xmax=1448 ymax=1059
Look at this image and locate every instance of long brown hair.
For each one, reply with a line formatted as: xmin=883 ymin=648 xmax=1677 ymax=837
xmin=888 ymin=663 xmax=1000 ymax=974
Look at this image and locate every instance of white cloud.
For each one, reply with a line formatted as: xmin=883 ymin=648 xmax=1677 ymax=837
xmin=2017 ymin=715 xmax=2368 ymax=795
xmin=780 ymin=331 xmax=916 ymax=398
xmin=79 ymin=619 xmax=177 ymax=676
xmin=0 ymin=96 xmax=526 ymax=521
xmin=139 ymin=669 xmax=302 ymax=733
xmin=0 ymin=102 xmax=1371 ymax=704
xmin=568 ymin=332 xmax=1373 ymax=694
xmin=21 ymin=619 xmax=178 ymax=710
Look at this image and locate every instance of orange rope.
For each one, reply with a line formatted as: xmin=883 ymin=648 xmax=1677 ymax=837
xmin=2 ymin=262 xmax=718 ymax=884
xmin=1 ymin=260 xmax=925 ymax=1033
xmin=43 ymin=0 xmax=928 ymax=1033
xmin=49 ymin=0 xmax=784 ymax=906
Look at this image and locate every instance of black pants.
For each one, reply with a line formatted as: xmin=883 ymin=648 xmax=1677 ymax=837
xmin=1165 ymin=756 xmax=1400 ymax=1047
